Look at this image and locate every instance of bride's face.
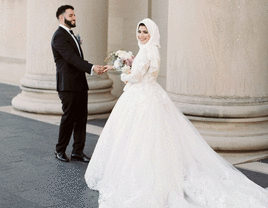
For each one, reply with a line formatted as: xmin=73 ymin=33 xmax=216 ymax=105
xmin=138 ymin=25 xmax=150 ymax=44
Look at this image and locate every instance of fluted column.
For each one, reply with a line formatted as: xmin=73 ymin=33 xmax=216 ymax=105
xmin=167 ymin=0 xmax=268 ymax=151
xmin=12 ymin=0 xmax=116 ymax=116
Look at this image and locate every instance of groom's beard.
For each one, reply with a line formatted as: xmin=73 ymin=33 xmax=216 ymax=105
xmin=64 ymin=18 xmax=76 ymax=28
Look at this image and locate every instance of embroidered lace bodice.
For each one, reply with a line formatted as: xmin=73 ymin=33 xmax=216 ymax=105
xmin=121 ymin=47 xmax=159 ymax=86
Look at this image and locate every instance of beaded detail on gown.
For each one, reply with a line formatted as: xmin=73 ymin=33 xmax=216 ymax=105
xmin=85 ymin=45 xmax=268 ymax=208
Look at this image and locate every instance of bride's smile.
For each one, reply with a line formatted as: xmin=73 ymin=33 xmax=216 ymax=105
xmin=137 ymin=25 xmax=150 ymax=44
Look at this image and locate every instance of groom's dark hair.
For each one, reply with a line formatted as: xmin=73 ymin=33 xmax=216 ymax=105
xmin=56 ymin=5 xmax=74 ymax=19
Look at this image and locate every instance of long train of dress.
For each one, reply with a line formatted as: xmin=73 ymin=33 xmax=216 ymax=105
xmin=85 ymin=80 xmax=268 ymax=207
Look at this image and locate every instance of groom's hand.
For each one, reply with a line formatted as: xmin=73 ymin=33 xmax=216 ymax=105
xmin=93 ymin=65 xmax=103 ymax=75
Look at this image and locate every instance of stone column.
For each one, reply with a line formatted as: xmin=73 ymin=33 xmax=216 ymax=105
xmin=12 ymin=0 xmax=116 ymax=116
xmin=167 ymin=0 xmax=268 ymax=151
xmin=0 ymin=1 xmax=27 ymax=85
xmin=151 ymin=0 xmax=169 ymax=89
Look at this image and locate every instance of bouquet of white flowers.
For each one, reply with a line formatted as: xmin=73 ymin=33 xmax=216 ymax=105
xmin=105 ymin=50 xmax=134 ymax=74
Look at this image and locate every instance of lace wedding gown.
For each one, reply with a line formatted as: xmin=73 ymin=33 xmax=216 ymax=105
xmin=85 ymin=18 xmax=268 ymax=208
xmin=85 ymin=47 xmax=268 ymax=208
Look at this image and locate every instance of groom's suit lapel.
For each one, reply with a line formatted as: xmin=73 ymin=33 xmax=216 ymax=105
xmin=60 ymin=27 xmax=84 ymax=58
xmin=76 ymin=37 xmax=84 ymax=58
xmin=71 ymin=33 xmax=84 ymax=58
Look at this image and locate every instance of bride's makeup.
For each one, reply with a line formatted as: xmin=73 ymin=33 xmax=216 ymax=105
xmin=138 ymin=26 xmax=150 ymax=44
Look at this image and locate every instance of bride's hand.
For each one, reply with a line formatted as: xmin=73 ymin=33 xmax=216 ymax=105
xmin=103 ymin=65 xmax=114 ymax=73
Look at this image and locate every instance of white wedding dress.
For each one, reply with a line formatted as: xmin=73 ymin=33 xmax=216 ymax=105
xmin=85 ymin=18 xmax=268 ymax=208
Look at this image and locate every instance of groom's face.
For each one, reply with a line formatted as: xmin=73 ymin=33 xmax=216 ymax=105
xmin=63 ymin=9 xmax=76 ymax=28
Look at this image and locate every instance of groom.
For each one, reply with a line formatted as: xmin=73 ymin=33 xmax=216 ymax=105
xmin=51 ymin=5 xmax=103 ymax=162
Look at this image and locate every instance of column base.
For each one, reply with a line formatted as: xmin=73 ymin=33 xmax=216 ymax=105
xmin=12 ymin=86 xmax=117 ymax=115
xmin=107 ymin=70 xmax=124 ymax=98
xmin=188 ymin=115 xmax=268 ymax=151
xmin=168 ymin=92 xmax=268 ymax=118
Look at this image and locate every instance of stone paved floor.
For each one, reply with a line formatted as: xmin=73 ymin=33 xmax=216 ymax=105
xmin=0 ymin=83 xmax=99 ymax=208
xmin=0 ymin=82 xmax=268 ymax=207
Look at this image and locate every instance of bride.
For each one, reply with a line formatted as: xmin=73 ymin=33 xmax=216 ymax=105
xmin=85 ymin=18 xmax=268 ymax=207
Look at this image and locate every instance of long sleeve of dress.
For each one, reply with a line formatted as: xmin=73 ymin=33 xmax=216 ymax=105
xmin=121 ymin=60 xmax=150 ymax=83
xmin=120 ymin=46 xmax=159 ymax=83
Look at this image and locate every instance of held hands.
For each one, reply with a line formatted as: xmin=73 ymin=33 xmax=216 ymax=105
xmin=93 ymin=65 xmax=104 ymax=75
xmin=93 ymin=66 xmax=127 ymax=85
xmin=103 ymin=65 xmax=114 ymax=73
xmin=93 ymin=65 xmax=114 ymax=75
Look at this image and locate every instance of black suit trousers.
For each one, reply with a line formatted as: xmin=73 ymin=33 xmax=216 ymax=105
xmin=56 ymin=90 xmax=88 ymax=154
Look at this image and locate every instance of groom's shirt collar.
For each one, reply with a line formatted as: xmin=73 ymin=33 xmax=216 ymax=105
xmin=59 ymin=24 xmax=72 ymax=35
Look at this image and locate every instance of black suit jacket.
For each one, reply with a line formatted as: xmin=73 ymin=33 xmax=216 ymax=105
xmin=51 ymin=26 xmax=93 ymax=91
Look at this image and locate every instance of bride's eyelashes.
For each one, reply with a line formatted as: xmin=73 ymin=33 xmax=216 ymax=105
xmin=138 ymin=30 xmax=149 ymax=34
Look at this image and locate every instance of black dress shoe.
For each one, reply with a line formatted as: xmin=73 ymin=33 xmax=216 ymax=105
xmin=71 ymin=153 xmax=91 ymax=163
xmin=55 ymin=151 xmax=69 ymax=162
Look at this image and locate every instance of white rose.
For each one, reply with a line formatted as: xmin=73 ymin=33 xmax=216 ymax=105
xmin=120 ymin=51 xmax=128 ymax=59
xmin=115 ymin=50 xmax=123 ymax=57
xmin=126 ymin=51 xmax=133 ymax=59
xmin=114 ymin=59 xmax=123 ymax=70
xmin=115 ymin=50 xmax=134 ymax=61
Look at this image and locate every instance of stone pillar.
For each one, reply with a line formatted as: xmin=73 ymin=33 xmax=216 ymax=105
xmin=12 ymin=0 xmax=116 ymax=116
xmin=151 ymin=0 xmax=169 ymax=89
xmin=0 ymin=0 xmax=27 ymax=85
xmin=167 ymin=0 xmax=268 ymax=151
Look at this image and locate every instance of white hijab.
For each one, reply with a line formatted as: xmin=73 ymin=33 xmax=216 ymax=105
xmin=136 ymin=18 xmax=160 ymax=71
